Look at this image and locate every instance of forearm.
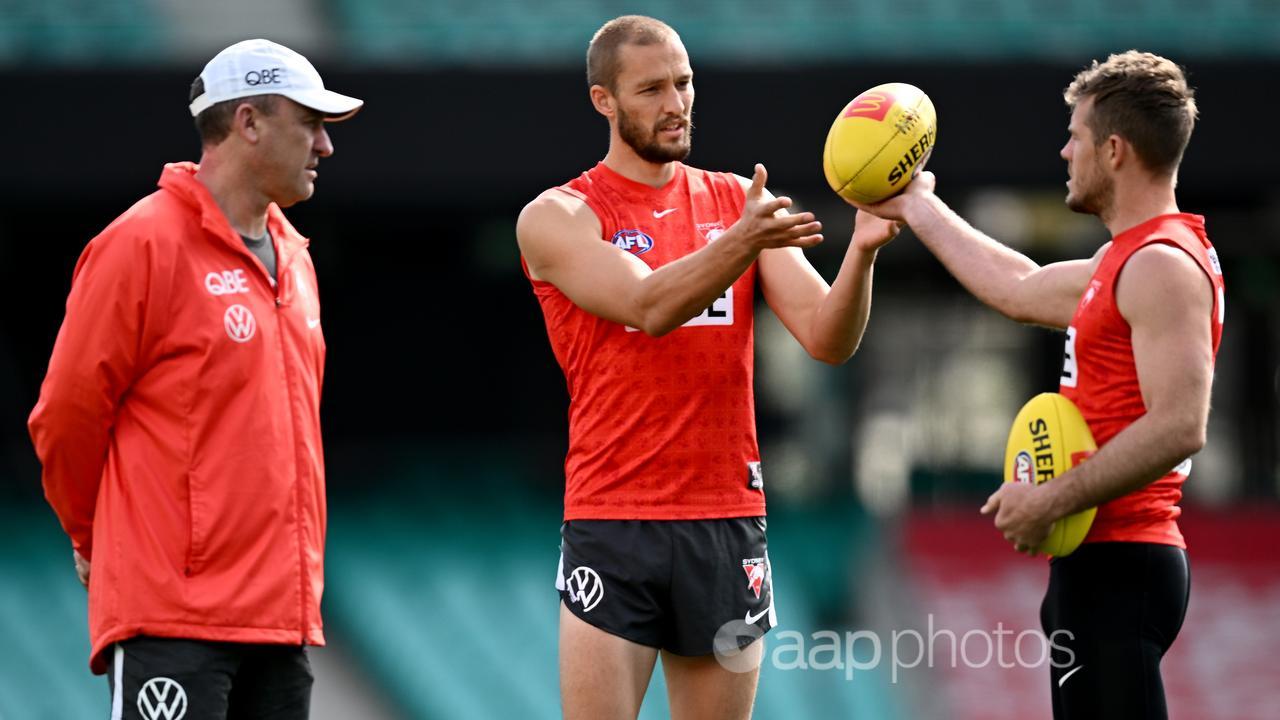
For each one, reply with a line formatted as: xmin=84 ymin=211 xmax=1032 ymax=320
xmin=905 ymin=194 xmax=1042 ymax=320
xmin=29 ymin=408 xmax=107 ymax=558
xmin=1043 ymin=411 xmax=1202 ymax=519
xmin=632 ymin=228 xmax=761 ymax=336
xmin=806 ymin=245 xmax=878 ymax=363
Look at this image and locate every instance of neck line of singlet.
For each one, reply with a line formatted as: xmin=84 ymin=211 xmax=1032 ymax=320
xmin=1111 ymin=212 xmax=1204 ymax=247
xmin=593 ymin=160 xmax=686 ymax=198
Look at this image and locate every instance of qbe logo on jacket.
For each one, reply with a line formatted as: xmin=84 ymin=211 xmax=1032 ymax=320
xmin=224 ymin=304 xmax=257 ymax=343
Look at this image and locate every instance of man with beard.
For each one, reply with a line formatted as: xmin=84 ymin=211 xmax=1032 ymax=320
xmin=516 ymin=14 xmax=901 ymax=720
xmin=858 ymin=52 xmax=1221 ymax=719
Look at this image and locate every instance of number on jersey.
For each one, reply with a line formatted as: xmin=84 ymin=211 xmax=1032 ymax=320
xmin=1061 ymin=326 xmax=1078 ymax=388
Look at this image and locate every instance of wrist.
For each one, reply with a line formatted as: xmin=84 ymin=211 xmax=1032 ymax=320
xmin=1041 ymin=477 xmax=1079 ymax=520
xmin=901 ymin=193 xmax=937 ymax=228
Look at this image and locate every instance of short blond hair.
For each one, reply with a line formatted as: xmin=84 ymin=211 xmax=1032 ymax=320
xmin=587 ymin=15 xmax=677 ymax=92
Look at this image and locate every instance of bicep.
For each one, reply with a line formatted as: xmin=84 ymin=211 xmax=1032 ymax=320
xmin=516 ymin=193 xmax=652 ymax=327
xmin=1119 ymin=246 xmax=1215 ymax=420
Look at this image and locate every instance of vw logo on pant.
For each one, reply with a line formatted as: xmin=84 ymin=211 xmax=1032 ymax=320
xmin=566 ymin=566 xmax=605 ymax=612
xmin=138 ymin=676 xmax=188 ymax=720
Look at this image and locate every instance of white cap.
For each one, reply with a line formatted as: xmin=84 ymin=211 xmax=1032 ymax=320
xmin=189 ymin=39 xmax=363 ymax=121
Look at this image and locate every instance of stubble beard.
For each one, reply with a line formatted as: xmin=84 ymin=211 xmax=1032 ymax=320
xmin=618 ymin=107 xmax=693 ymax=164
xmin=1066 ymin=165 xmax=1115 ymax=220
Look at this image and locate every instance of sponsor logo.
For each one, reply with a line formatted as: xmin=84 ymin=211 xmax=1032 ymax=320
xmin=653 ymin=208 xmax=678 ymax=219
xmin=244 ymin=67 xmax=286 ymax=86
xmin=1013 ymin=451 xmax=1033 ymax=484
xmin=137 ymin=677 xmax=188 ymax=720
xmin=1206 ymin=247 xmax=1222 ymax=276
xmin=566 ymin=566 xmax=604 ymax=612
xmin=205 ymin=269 xmax=250 ymax=296
xmin=224 ymin=304 xmax=257 ymax=343
xmin=1058 ymin=664 xmax=1084 ymax=688
xmin=306 ymin=317 xmax=321 ymax=330
xmin=745 ymin=603 xmax=773 ymax=625
xmin=843 ymin=89 xmax=897 ymax=122
xmin=743 ymin=557 xmax=766 ymax=599
xmin=1027 ymin=418 xmax=1056 ymax=483
xmin=611 ymin=229 xmax=654 ymax=255
xmin=886 ymin=122 xmax=936 ymax=185
xmin=748 ymin=461 xmax=764 ymax=490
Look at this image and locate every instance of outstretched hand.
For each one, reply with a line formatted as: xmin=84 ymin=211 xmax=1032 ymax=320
xmin=735 ymin=163 xmax=824 ymax=251
xmin=851 ymin=210 xmax=903 ymax=252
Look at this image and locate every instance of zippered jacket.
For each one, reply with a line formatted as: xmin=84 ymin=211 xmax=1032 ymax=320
xmin=29 ymin=162 xmax=327 ymax=674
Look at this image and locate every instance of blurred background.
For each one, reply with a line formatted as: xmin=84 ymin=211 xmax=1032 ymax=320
xmin=1 ymin=1 xmax=1277 ymax=718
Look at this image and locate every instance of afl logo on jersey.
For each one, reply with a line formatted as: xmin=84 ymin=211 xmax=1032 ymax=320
xmin=611 ymin=229 xmax=654 ymax=255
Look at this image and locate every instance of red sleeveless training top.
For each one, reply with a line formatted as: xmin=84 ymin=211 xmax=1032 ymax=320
xmin=1060 ymin=213 xmax=1224 ymax=548
xmin=524 ymin=162 xmax=767 ymax=521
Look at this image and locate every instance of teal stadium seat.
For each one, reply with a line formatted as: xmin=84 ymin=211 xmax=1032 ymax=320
xmin=0 ymin=0 xmax=159 ymax=63
xmin=324 ymin=0 xmax=1280 ymax=63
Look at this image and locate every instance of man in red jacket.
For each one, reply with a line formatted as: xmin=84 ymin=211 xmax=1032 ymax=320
xmin=29 ymin=39 xmax=360 ymax=719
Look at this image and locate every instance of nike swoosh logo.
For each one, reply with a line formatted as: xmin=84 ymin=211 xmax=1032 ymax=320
xmin=744 ymin=604 xmax=772 ymax=625
xmin=653 ymin=208 xmax=677 ymax=218
xmin=306 ymin=318 xmax=321 ymax=329
xmin=1058 ymin=665 xmax=1084 ymax=687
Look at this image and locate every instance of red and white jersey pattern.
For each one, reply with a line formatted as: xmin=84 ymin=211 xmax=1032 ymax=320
xmin=524 ymin=162 xmax=765 ymax=521
xmin=1060 ymin=213 xmax=1224 ymax=548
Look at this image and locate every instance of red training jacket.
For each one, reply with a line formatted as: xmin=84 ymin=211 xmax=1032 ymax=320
xmin=29 ymin=162 xmax=328 ymax=674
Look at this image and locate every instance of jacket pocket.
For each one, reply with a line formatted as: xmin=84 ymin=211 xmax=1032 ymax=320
xmin=184 ymin=470 xmax=205 ymax=576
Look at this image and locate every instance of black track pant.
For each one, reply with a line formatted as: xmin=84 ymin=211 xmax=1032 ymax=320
xmin=1041 ymin=542 xmax=1190 ymax=720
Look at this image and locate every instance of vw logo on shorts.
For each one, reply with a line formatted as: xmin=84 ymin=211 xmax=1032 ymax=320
xmin=138 ymin=676 xmax=188 ymax=720
xmin=566 ymin=566 xmax=605 ymax=612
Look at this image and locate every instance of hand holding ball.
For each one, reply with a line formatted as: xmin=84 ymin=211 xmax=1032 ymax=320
xmin=823 ymin=83 xmax=937 ymax=204
xmin=1003 ymin=393 xmax=1098 ymax=557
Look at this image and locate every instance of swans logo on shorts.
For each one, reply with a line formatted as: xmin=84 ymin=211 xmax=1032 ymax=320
xmin=742 ymin=558 xmax=766 ymax=599
xmin=611 ymin=229 xmax=654 ymax=255
xmin=566 ymin=566 xmax=605 ymax=612
xmin=1014 ymin=450 xmax=1033 ymax=484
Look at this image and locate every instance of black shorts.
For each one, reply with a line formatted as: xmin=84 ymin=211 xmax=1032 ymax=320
xmin=107 ymin=636 xmax=313 ymax=720
xmin=556 ymin=517 xmax=776 ymax=656
xmin=1040 ymin=542 xmax=1190 ymax=720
